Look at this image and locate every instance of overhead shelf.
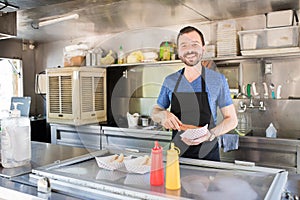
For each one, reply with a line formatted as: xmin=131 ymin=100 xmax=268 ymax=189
xmin=100 ymin=60 xmax=183 ymax=68
xmin=210 ymin=47 xmax=300 ymax=62
xmin=98 ymin=47 xmax=300 ymax=68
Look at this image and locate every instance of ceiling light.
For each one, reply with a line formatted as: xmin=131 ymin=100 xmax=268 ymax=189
xmin=0 ymin=1 xmax=19 ymax=12
xmin=29 ymin=43 xmax=35 ymax=50
xmin=37 ymin=14 xmax=79 ymax=28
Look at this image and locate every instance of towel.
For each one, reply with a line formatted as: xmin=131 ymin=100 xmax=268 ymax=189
xmin=219 ymin=134 xmax=239 ymax=152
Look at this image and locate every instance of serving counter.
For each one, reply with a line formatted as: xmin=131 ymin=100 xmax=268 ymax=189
xmin=0 ymin=141 xmax=295 ymax=200
xmin=50 ymin=123 xmax=300 ymax=173
xmin=30 ymin=148 xmax=288 ymax=200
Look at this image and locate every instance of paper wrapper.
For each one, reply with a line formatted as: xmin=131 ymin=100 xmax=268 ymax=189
xmin=96 ymin=169 xmax=126 ymax=181
xmin=95 ymin=154 xmax=131 ymax=171
xmin=180 ymin=124 xmax=208 ymax=140
xmin=124 ymin=155 xmax=151 ymax=174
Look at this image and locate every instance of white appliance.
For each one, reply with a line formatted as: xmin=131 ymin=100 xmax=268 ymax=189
xmin=46 ymin=67 xmax=106 ymax=125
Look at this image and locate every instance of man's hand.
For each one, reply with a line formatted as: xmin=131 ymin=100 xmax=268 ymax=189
xmin=181 ymin=129 xmax=213 ymax=145
xmin=161 ymin=110 xmax=182 ymax=130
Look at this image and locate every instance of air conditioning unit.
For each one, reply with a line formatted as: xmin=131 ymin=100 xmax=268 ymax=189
xmin=46 ymin=67 xmax=106 ymax=125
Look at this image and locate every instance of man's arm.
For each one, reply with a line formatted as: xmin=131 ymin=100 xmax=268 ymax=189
xmin=151 ymin=104 xmax=182 ymax=130
xmin=182 ymin=104 xmax=238 ymax=145
xmin=210 ymin=104 xmax=238 ymax=137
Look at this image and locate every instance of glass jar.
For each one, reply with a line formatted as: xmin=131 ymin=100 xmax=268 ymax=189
xmin=237 ymin=110 xmax=252 ymax=134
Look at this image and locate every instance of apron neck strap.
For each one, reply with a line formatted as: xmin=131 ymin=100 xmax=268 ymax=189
xmin=174 ymin=65 xmax=206 ymax=92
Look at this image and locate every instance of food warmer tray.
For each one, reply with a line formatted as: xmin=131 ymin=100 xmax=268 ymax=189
xmin=30 ymin=148 xmax=288 ymax=200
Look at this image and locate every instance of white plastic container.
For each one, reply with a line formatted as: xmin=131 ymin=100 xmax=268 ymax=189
xmin=238 ymin=26 xmax=299 ymax=50
xmin=1 ymin=103 xmax=31 ymax=168
xmin=267 ymin=26 xmax=299 ymax=48
xmin=238 ymin=29 xmax=265 ymax=50
xmin=266 ymin=123 xmax=277 ymax=138
xmin=267 ymin=10 xmax=296 ymax=28
xmin=241 ymin=33 xmax=258 ymax=50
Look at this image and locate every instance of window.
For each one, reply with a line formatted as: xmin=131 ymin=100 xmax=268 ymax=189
xmin=0 ymin=58 xmax=23 ymax=112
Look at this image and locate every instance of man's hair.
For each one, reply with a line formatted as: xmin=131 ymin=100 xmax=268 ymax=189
xmin=177 ymin=26 xmax=205 ymax=46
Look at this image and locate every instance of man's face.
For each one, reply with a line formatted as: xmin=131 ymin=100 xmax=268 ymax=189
xmin=178 ymin=31 xmax=205 ymax=67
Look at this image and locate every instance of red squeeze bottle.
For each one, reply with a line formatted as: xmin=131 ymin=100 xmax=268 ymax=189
xmin=150 ymin=141 xmax=164 ymax=186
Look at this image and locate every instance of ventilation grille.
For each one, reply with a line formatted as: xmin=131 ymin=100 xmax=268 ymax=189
xmin=49 ymin=76 xmax=60 ymax=114
xmin=95 ymin=77 xmax=105 ymax=111
xmin=48 ymin=75 xmax=72 ymax=114
xmin=61 ymin=76 xmax=73 ymax=114
xmin=81 ymin=77 xmax=93 ymax=112
xmin=81 ymin=76 xmax=105 ymax=112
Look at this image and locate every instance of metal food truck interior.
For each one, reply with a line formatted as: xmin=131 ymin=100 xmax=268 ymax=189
xmin=0 ymin=0 xmax=300 ymax=200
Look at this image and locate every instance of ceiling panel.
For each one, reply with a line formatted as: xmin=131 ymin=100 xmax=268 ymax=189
xmin=1 ymin=0 xmax=299 ymax=43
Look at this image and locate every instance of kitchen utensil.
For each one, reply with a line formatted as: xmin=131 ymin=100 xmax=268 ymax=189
xmin=246 ymin=84 xmax=252 ymax=98
xmin=252 ymin=82 xmax=259 ymax=97
xmin=263 ymin=82 xmax=269 ymax=99
xmin=270 ymin=83 xmax=276 ymax=99
xmin=242 ymin=84 xmax=246 ymax=93
xmin=276 ymin=85 xmax=282 ymax=99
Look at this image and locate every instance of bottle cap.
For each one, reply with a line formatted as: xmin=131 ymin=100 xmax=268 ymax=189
xmin=11 ymin=102 xmax=22 ymax=117
xmin=152 ymin=141 xmax=162 ymax=151
xmin=169 ymin=142 xmax=180 ymax=154
xmin=170 ymin=142 xmax=175 ymax=150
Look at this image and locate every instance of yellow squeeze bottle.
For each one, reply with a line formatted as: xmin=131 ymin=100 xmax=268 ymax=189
xmin=165 ymin=142 xmax=181 ymax=190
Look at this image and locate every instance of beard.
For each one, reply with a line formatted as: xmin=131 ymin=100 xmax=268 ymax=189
xmin=180 ymin=51 xmax=202 ymax=67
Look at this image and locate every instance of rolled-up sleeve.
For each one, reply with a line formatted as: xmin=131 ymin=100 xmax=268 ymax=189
xmin=157 ymin=79 xmax=171 ymax=109
xmin=218 ymin=74 xmax=233 ymax=108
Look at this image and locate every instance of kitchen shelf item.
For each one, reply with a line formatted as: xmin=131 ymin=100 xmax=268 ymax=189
xmin=238 ymin=26 xmax=299 ymax=51
xmin=266 ymin=10 xmax=297 ymax=28
xmin=240 ymin=47 xmax=300 ymax=56
xmin=217 ymin=20 xmax=240 ymax=57
xmin=241 ymin=33 xmax=258 ymax=50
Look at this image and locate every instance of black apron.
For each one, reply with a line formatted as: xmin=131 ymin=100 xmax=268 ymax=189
xmin=171 ymin=66 xmax=219 ymax=161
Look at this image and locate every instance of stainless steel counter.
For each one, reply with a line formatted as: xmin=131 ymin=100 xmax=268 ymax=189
xmin=30 ymin=147 xmax=288 ymax=200
xmin=50 ymin=123 xmax=300 ymax=174
xmin=0 ymin=142 xmax=297 ymax=199
xmin=0 ymin=141 xmax=94 ymax=178
xmin=50 ymin=123 xmax=172 ymax=152
xmin=220 ymin=135 xmax=300 ymax=173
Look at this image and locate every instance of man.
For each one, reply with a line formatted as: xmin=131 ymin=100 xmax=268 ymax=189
xmin=151 ymin=26 xmax=238 ymax=161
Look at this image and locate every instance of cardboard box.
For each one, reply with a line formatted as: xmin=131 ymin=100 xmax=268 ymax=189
xmin=64 ymin=56 xmax=85 ymax=67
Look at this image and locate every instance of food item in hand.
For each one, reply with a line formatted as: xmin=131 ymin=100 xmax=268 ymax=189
xmin=180 ymin=124 xmax=208 ymax=140
xmin=180 ymin=124 xmax=201 ymax=131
